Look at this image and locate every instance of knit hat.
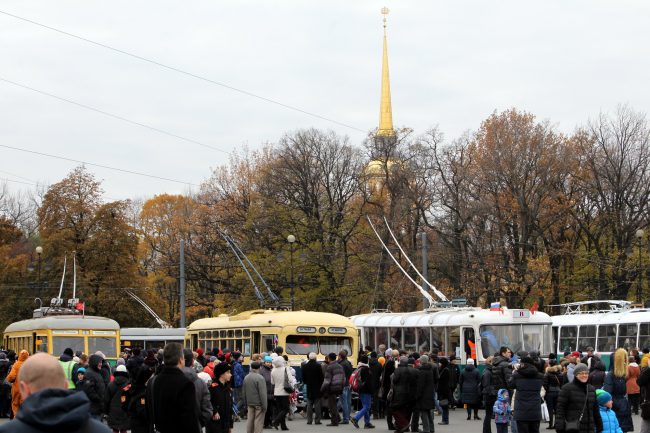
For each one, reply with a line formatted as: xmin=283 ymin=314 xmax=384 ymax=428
xmin=571 ymin=351 xmax=581 ymax=358
xmin=116 ymin=358 xmax=126 ymax=366
xmin=264 ymin=355 xmax=273 ymax=362
xmin=214 ymin=362 xmax=231 ymax=378
xmin=596 ymin=389 xmax=612 ymax=407
xmin=197 ymin=348 xmax=204 ymax=356
xmin=115 ymin=365 xmax=128 ymax=374
xmin=573 ymin=363 xmax=589 ymax=376
xmin=77 ymin=367 xmax=86 ymax=374
xmin=95 ymin=351 xmax=106 ymax=360
xmin=63 ymin=348 xmax=74 ymax=357
xmin=378 ymin=356 xmax=386 ymax=366
xmin=467 ymin=358 xmax=475 ymax=365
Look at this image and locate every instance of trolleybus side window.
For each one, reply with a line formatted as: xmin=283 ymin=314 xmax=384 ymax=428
xmin=36 ymin=335 xmax=48 ymax=353
xmin=417 ymin=327 xmax=430 ymax=352
xmin=552 ymin=327 xmax=558 ymax=354
xmin=366 ymin=328 xmax=376 ymax=350
xmin=597 ymin=325 xmax=617 ymax=352
xmin=389 ymin=328 xmax=402 ymax=349
xmin=640 ymin=323 xmax=650 ymax=350
xmin=577 ymin=325 xmax=596 ymax=352
xmin=320 ymin=336 xmax=352 ymax=356
xmin=432 ymin=328 xmax=444 ymax=355
xmin=522 ymin=324 xmax=544 ymax=352
xmin=262 ymin=335 xmax=276 ymax=353
xmin=376 ymin=328 xmax=387 ymax=349
xmin=559 ymin=326 xmax=577 ymax=352
xmin=286 ymin=335 xmax=318 ymax=355
xmin=404 ymin=328 xmax=416 ymax=353
xmin=617 ymin=324 xmax=638 ymax=350
xmin=447 ymin=327 xmax=460 ymax=358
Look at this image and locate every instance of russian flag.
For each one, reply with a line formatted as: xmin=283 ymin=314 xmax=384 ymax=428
xmin=490 ymin=302 xmax=501 ymax=311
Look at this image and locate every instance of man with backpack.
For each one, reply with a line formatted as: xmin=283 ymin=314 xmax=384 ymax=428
xmin=351 ymin=354 xmax=375 ymax=429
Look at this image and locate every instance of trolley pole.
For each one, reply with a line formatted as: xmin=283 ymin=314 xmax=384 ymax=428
xmin=421 ymin=231 xmax=428 ymax=309
xmin=180 ymin=239 xmax=186 ymax=328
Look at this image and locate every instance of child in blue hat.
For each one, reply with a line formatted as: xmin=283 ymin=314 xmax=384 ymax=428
xmin=493 ymin=389 xmax=512 ymax=433
xmin=597 ymin=389 xmax=623 ymax=433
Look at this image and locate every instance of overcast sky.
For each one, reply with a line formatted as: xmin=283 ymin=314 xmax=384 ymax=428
xmin=1 ymin=0 xmax=649 ymax=201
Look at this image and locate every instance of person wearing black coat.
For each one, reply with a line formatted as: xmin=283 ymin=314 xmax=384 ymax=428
xmin=482 ymin=359 xmax=497 ymax=433
xmin=382 ymin=351 xmax=398 ymax=430
xmin=460 ymin=358 xmax=482 ymax=420
xmin=368 ymin=353 xmax=383 ymax=420
xmin=123 ymin=363 xmax=155 ymax=433
xmin=390 ymin=358 xmax=418 ymax=433
xmin=81 ymin=354 xmax=106 ymax=418
xmin=351 ymin=354 xmax=376 ymax=429
xmin=448 ymin=356 xmax=461 ymax=409
xmin=554 ymin=363 xmax=602 ymax=433
xmin=208 ymin=363 xmax=234 ymax=433
xmin=636 ymin=366 xmax=650 ymax=433
xmin=491 ymin=347 xmax=514 ymax=393
xmin=543 ymin=365 xmax=563 ymax=430
xmin=416 ymin=356 xmax=436 ymax=433
xmin=588 ymin=358 xmax=606 ymax=389
xmin=147 ymin=344 xmax=200 ymax=433
xmin=302 ymin=353 xmax=324 ymax=425
xmin=0 ymin=353 xmax=10 ymax=418
xmin=105 ymin=365 xmax=130 ymax=432
xmin=437 ymin=358 xmax=451 ymax=425
xmin=126 ymin=348 xmax=144 ymax=380
xmin=509 ymin=357 xmax=544 ymax=433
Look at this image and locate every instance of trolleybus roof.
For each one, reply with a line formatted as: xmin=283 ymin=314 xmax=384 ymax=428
xmin=4 ymin=315 xmax=119 ymax=333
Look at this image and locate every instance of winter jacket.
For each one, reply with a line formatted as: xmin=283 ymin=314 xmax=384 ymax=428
xmin=204 ymin=362 xmax=215 ymax=379
xmin=241 ymin=370 xmax=268 ymax=411
xmin=302 ymin=359 xmax=324 ymax=400
xmin=603 ymin=372 xmax=634 ymax=432
xmin=481 ymin=364 xmax=496 ymax=398
xmin=260 ymin=364 xmax=274 ymax=400
xmin=126 ymin=354 xmax=144 ymax=379
xmin=6 ymin=350 xmax=28 ymax=417
xmin=509 ymin=363 xmax=544 ymax=422
xmin=123 ymin=365 xmax=154 ymax=433
xmin=368 ymin=358 xmax=383 ymax=395
xmin=208 ymin=380 xmax=233 ymax=433
xmin=105 ymin=372 xmax=131 ymax=431
xmin=544 ymin=365 xmax=563 ymax=392
xmin=437 ymin=364 xmax=451 ymax=401
xmin=182 ymin=366 xmax=213 ymax=427
xmin=626 ymin=364 xmax=641 ymax=395
xmin=271 ymin=358 xmax=297 ymax=397
xmin=321 ymin=361 xmax=345 ymax=395
xmin=99 ymin=361 xmax=111 ymax=388
xmin=493 ymin=389 xmax=512 ymax=424
xmin=459 ymin=364 xmax=482 ymax=405
xmin=381 ymin=358 xmax=396 ymax=399
xmin=0 ymin=355 xmax=9 ymax=381
xmin=589 ymin=360 xmax=607 ymax=389
xmin=148 ymin=366 xmax=200 ymax=433
xmin=415 ymin=363 xmax=436 ymax=410
xmin=338 ymin=358 xmax=354 ymax=382
xmin=491 ymin=355 xmax=513 ymax=392
xmin=555 ymin=379 xmax=602 ymax=433
xmin=599 ymin=406 xmax=623 ymax=433
xmin=81 ymin=354 xmax=106 ymax=416
xmin=0 ymin=388 xmax=111 ymax=433
xmin=232 ymin=361 xmax=245 ymax=388
xmin=390 ymin=364 xmax=418 ymax=409
xmin=356 ymin=364 xmax=374 ymax=395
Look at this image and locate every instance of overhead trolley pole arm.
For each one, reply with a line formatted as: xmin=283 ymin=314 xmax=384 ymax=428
xmin=219 ymin=231 xmax=266 ymax=307
xmin=226 ymin=234 xmax=280 ymax=303
xmin=125 ymin=289 xmax=171 ymax=328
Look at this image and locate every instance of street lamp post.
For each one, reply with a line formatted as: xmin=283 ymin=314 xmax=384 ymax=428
xmin=637 ymin=229 xmax=645 ymax=303
xmin=287 ymin=235 xmax=296 ymax=310
xmin=35 ymin=246 xmax=43 ymax=285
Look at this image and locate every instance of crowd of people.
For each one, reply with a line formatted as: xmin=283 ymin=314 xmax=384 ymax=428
xmin=0 ymin=342 xmax=650 ymax=433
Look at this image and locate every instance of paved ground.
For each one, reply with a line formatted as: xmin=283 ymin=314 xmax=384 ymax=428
xmin=0 ymin=409 xmax=643 ymax=432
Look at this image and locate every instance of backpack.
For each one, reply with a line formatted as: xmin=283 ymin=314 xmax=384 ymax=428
xmin=349 ymin=367 xmax=364 ymax=392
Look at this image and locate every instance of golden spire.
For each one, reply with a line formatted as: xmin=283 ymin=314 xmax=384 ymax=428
xmin=377 ymin=7 xmax=395 ymax=138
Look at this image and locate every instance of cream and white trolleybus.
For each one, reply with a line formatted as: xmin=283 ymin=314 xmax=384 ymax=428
xmin=351 ymin=306 xmax=553 ymax=366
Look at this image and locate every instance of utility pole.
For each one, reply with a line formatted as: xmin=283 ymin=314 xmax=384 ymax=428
xmin=180 ymin=239 xmax=186 ymax=328
xmin=421 ymin=231 xmax=428 ymax=310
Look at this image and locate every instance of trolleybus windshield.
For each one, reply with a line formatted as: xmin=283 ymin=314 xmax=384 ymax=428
xmin=479 ymin=324 xmax=551 ymax=356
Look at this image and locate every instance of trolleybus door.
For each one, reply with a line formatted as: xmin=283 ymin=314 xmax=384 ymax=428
xmin=252 ymin=331 xmax=261 ymax=355
xmin=461 ymin=326 xmax=476 ymax=364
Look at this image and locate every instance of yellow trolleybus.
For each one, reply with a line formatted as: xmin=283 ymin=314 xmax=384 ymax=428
xmin=186 ymin=309 xmax=358 ymax=367
xmin=3 ymin=315 xmax=120 ymax=362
